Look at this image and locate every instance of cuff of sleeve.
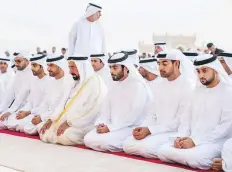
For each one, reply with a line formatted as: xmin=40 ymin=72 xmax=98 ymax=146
xmin=107 ymin=124 xmax=119 ymax=132
xmin=190 ymin=137 xmax=201 ymax=146
xmin=148 ymin=126 xmax=156 ymax=135
xmin=94 ymin=120 xmax=105 ymax=127
xmin=6 ymin=109 xmax=14 ymax=114
xmin=41 ymin=114 xmax=51 ymax=122
xmin=67 ymin=120 xmax=72 ymax=127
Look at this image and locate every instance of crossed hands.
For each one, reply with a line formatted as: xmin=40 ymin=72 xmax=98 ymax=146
xmin=174 ymin=137 xmax=196 ymax=149
xmin=96 ymin=123 xmax=110 ymax=134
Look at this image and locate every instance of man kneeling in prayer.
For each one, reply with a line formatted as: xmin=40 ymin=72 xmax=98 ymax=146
xmin=158 ymin=54 xmax=232 ymax=170
xmin=7 ymin=54 xmax=49 ymax=132
xmin=39 ymin=54 xmax=107 ymax=145
xmin=123 ymin=50 xmax=195 ymax=158
xmin=84 ymin=52 xmax=152 ymax=152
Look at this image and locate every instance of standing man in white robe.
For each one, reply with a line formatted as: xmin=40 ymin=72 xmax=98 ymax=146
xmin=39 ymin=54 xmax=107 ymax=145
xmin=90 ymin=53 xmax=112 ymax=89
xmin=68 ymin=3 xmax=105 ymax=57
xmin=84 ymin=52 xmax=153 ymax=152
xmin=158 ymin=54 xmax=232 ymax=170
xmin=0 ymin=57 xmax=15 ymax=97
xmin=6 ymin=54 xmax=49 ymax=132
xmin=218 ymin=52 xmax=232 ymax=79
xmin=21 ymin=55 xmax=73 ymax=135
xmin=123 ymin=50 xmax=195 ymax=158
xmin=0 ymin=51 xmax=33 ymax=129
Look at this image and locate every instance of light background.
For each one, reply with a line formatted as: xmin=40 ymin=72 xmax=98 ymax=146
xmin=0 ymin=0 xmax=231 ymax=55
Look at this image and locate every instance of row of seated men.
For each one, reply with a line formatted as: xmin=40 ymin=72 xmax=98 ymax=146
xmin=0 ymin=49 xmax=232 ymax=171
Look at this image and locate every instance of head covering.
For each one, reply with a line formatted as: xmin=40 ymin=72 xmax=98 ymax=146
xmin=154 ymin=42 xmax=167 ymax=51
xmin=85 ymin=3 xmax=102 ymax=18
xmin=15 ymin=51 xmax=31 ymax=60
xmin=218 ymin=52 xmax=232 ymax=71
xmin=193 ymin=54 xmax=232 ymax=86
xmin=46 ymin=54 xmax=69 ymax=75
xmin=157 ymin=49 xmax=197 ymax=84
xmin=68 ymin=54 xmax=95 ymax=86
xmin=108 ymin=52 xmax=143 ymax=79
xmin=120 ymin=49 xmax=139 ymax=67
xmin=30 ymin=54 xmax=47 ymax=73
xmin=108 ymin=52 xmax=153 ymax=108
xmin=0 ymin=57 xmax=11 ymax=65
xmin=90 ymin=53 xmax=108 ymax=64
xmin=139 ymin=58 xmax=159 ymax=76
xmin=183 ymin=52 xmax=199 ymax=62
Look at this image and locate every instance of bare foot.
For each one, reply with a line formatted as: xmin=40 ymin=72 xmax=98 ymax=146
xmin=212 ymin=158 xmax=223 ymax=171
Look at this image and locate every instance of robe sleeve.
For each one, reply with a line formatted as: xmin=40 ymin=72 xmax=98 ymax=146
xmin=140 ymin=95 xmax=157 ymax=127
xmin=0 ymin=82 xmax=15 ymax=113
xmin=68 ymin=21 xmax=79 ymax=57
xmin=107 ymin=82 xmax=147 ymax=132
xmin=191 ymin=94 xmax=232 ymax=146
xmin=3 ymin=79 xmax=31 ymax=114
xmin=20 ymin=83 xmax=34 ymax=112
xmin=48 ymin=91 xmax=69 ymax=122
xmin=34 ymin=90 xmax=51 ymax=121
xmin=48 ymin=78 xmax=74 ymax=122
xmin=94 ymin=95 xmax=111 ymax=126
xmin=31 ymin=89 xmax=48 ymax=115
xmin=66 ymin=77 xmax=106 ymax=128
xmin=147 ymin=84 xmax=193 ymax=135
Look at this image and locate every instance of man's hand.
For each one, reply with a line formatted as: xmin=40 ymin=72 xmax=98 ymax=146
xmin=180 ymin=137 xmax=196 ymax=149
xmin=174 ymin=137 xmax=182 ymax=148
xmin=31 ymin=115 xmax=42 ymax=125
xmin=211 ymin=158 xmax=223 ymax=171
xmin=133 ymin=127 xmax=151 ymax=140
xmin=40 ymin=119 xmax=52 ymax=135
xmin=0 ymin=112 xmax=11 ymax=121
xmin=57 ymin=121 xmax=70 ymax=136
xmin=97 ymin=123 xmax=110 ymax=134
xmin=16 ymin=111 xmax=30 ymax=120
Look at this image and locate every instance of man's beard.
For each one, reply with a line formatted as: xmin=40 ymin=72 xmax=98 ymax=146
xmin=0 ymin=68 xmax=6 ymax=73
xmin=71 ymin=73 xmax=80 ymax=81
xmin=160 ymin=70 xmax=174 ymax=78
xmin=16 ymin=64 xmax=27 ymax=71
xmin=111 ymin=71 xmax=124 ymax=81
xmin=200 ymin=75 xmax=215 ymax=86
xmin=49 ymin=72 xmax=55 ymax=77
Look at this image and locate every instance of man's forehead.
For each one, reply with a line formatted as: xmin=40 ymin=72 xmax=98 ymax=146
xmin=218 ymin=57 xmax=224 ymax=61
xmin=110 ymin=64 xmax=121 ymax=67
xmin=68 ymin=60 xmax=77 ymax=66
xmin=139 ymin=66 xmax=145 ymax=70
xmin=31 ymin=62 xmax=41 ymax=66
xmin=15 ymin=56 xmax=25 ymax=60
xmin=196 ymin=66 xmax=213 ymax=71
xmin=91 ymin=57 xmax=100 ymax=61
xmin=158 ymin=59 xmax=171 ymax=63
xmin=47 ymin=62 xmax=57 ymax=66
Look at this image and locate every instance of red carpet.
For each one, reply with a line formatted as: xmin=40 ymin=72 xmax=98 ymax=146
xmin=0 ymin=130 xmax=215 ymax=172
